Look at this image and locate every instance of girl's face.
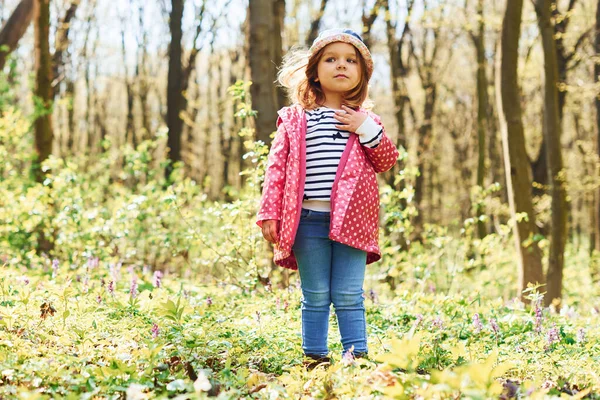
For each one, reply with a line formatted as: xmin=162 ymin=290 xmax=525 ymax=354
xmin=316 ymin=42 xmax=362 ymax=101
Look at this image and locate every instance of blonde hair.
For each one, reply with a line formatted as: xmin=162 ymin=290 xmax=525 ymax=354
xmin=277 ymin=45 xmax=373 ymax=110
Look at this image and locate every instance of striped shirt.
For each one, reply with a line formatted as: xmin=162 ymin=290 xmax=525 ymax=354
xmin=303 ymin=107 xmax=383 ymax=206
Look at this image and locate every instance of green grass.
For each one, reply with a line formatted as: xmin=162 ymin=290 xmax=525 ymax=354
xmin=0 ymin=251 xmax=599 ymax=399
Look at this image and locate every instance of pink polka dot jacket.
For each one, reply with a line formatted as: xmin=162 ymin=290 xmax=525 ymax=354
xmin=256 ymin=104 xmax=399 ymax=270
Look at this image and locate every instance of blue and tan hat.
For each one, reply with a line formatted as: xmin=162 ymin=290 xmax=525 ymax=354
xmin=309 ymin=28 xmax=374 ymax=80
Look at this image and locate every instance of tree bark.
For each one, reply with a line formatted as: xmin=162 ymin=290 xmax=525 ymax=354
xmin=306 ymin=0 xmax=328 ymax=45
xmin=594 ymin=0 xmax=600 ymax=254
xmin=166 ymin=0 xmax=184 ymax=181
xmin=248 ymin=0 xmax=280 ymax=146
xmin=471 ymin=0 xmax=488 ymax=238
xmin=536 ymin=0 xmax=568 ymax=306
xmin=497 ymin=0 xmax=545 ymax=300
xmin=531 ymin=0 xmax=583 ymax=197
xmin=273 ymin=0 xmax=286 ymax=108
xmin=52 ymin=1 xmax=78 ymax=98
xmin=32 ymin=0 xmax=53 ymax=183
xmin=121 ymin=24 xmax=135 ymax=147
xmin=0 ymin=0 xmax=34 ymax=71
xmin=136 ymin=3 xmax=149 ymax=140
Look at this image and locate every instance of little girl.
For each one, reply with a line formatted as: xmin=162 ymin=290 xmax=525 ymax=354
xmin=256 ymin=28 xmax=399 ymax=366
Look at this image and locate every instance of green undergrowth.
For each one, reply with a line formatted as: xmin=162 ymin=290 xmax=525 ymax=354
xmin=0 ymin=257 xmax=599 ymax=399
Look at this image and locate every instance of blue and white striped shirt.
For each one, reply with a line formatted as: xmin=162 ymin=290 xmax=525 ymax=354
xmin=303 ymin=107 xmax=383 ymax=209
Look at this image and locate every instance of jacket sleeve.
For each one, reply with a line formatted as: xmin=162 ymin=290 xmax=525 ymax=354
xmin=256 ymin=118 xmax=289 ymax=227
xmin=361 ymin=112 xmax=399 ymax=173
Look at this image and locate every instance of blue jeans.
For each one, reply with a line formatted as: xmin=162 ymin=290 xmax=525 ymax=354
xmin=292 ymin=208 xmax=368 ymax=357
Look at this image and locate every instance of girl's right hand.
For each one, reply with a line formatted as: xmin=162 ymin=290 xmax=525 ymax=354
xmin=261 ymin=220 xmax=280 ymax=244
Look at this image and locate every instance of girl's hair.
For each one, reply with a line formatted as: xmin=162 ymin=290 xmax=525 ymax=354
xmin=277 ymin=45 xmax=373 ymax=110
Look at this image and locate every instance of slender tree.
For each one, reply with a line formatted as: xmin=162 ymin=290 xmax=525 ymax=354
xmin=0 ymin=0 xmax=33 ymax=71
xmin=166 ymin=0 xmax=184 ymax=181
xmin=535 ymin=0 xmax=568 ymax=306
xmin=120 ymin=14 xmax=135 ymax=148
xmin=595 ymin=0 xmax=600 ymax=254
xmin=409 ymin=1 xmax=447 ymax=235
xmin=497 ymin=0 xmax=545 ymax=300
xmin=306 ymin=0 xmax=328 ymax=45
xmin=273 ymin=0 xmax=286 ymax=108
xmin=32 ymin=0 xmax=53 ymax=182
xmin=248 ymin=0 xmax=280 ymax=146
xmin=468 ymin=0 xmax=489 ymax=238
xmin=531 ymin=0 xmax=591 ymax=194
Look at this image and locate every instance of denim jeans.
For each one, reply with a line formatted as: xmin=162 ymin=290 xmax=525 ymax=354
xmin=292 ymin=208 xmax=368 ymax=357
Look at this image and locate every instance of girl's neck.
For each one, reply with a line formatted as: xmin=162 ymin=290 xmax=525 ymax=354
xmin=320 ymin=95 xmax=343 ymax=110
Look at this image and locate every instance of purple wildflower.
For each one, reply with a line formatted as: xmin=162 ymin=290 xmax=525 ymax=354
xmin=342 ymin=348 xmax=355 ymax=366
xmin=275 ymin=297 xmax=280 ymax=308
xmin=546 ymin=324 xmax=560 ymax=347
xmin=534 ymin=301 xmax=543 ymax=333
xmin=152 ymin=271 xmax=163 ymax=288
xmin=490 ymin=318 xmax=500 ymax=335
xmin=96 ymin=295 xmax=102 ymax=304
xmin=83 ymin=275 xmax=89 ymax=294
xmin=87 ymin=257 xmax=99 ymax=270
xmin=431 ymin=317 xmax=444 ymax=330
xmin=52 ymin=259 xmax=59 ymax=278
xmin=206 ymin=297 xmax=212 ymax=306
xmin=577 ymin=328 xmax=586 ymax=343
xmin=151 ymin=323 xmax=159 ymax=339
xmin=109 ymin=263 xmax=120 ymax=284
xmin=414 ymin=314 xmax=424 ymax=329
xmin=472 ymin=313 xmax=483 ymax=333
xmin=130 ymin=277 xmax=138 ymax=299
xmin=368 ymin=288 xmax=377 ymax=303
xmin=108 ymin=280 xmax=115 ymax=295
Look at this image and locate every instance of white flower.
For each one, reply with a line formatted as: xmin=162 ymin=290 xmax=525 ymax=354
xmin=126 ymin=383 xmax=148 ymax=400
xmin=194 ymin=370 xmax=212 ymax=392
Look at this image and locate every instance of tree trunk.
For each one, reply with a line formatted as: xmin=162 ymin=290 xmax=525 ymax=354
xmin=306 ymin=0 xmax=328 ymax=45
xmin=273 ymin=0 xmax=286 ymax=108
xmin=66 ymin=78 xmax=75 ymax=153
xmin=52 ymin=1 xmax=78 ymax=99
xmin=536 ymin=0 xmax=568 ymax=307
xmin=414 ymin=84 xmax=436 ymax=233
xmin=531 ymin=0 xmax=579 ymax=198
xmin=472 ymin=0 xmax=488 ymax=238
xmin=383 ymin=0 xmax=411 ymax=189
xmin=138 ymin=2 xmax=151 ymax=141
xmin=32 ymin=0 xmax=53 ymax=182
xmin=594 ymin=0 xmax=600 ymax=254
xmin=0 ymin=0 xmax=33 ymax=71
xmin=248 ymin=0 xmax=280 ymax=146
xmin=497 ymin=0 xmax=544 ymax=300
xmin=121 ymin=26 xmax=135 ymax=147
xmin=166 ymin=0 xmax=184 ymax=181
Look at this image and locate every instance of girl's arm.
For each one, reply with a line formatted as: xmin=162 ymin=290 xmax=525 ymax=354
xmin=360 ymin=112 xmax=399 ymax=173
xmin=256 ymin=119 xmax=289 ymax=227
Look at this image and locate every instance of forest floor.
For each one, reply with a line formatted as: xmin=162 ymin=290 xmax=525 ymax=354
xmin=0 ymin=257 xmax=599 ymax=399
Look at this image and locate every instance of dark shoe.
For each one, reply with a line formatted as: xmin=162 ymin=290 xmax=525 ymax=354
xmin=303 ymin=354 xmax=331 ymax=370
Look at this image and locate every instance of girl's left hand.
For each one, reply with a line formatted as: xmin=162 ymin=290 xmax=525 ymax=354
xmin=334 ymin=105 xmax=367 ymax=132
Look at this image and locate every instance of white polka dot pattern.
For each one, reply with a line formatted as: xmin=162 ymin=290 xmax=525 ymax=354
xmin=256 ymin=105 xmax=399 ymax=270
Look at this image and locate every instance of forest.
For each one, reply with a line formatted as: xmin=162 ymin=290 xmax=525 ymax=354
xmin=0 ymin=0 xmax=599 ymax=398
